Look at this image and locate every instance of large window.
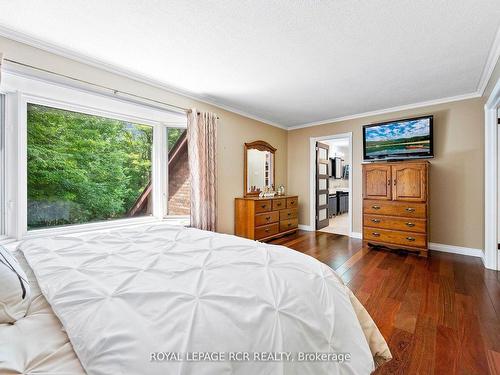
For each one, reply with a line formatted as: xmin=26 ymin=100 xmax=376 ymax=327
xmin=27 ymin=104 xmax=154 ymax=229
xmin=1 ymin=70 xmax=189 ymax=240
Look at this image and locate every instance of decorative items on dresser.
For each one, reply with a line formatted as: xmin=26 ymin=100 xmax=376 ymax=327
xmin=235 ymin=196 xmax=299 ymax=241
xmin=362 ymin=161 xmax=429 ymax=257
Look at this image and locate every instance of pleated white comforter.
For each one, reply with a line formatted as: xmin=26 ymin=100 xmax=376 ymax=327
xmin=19 ymin=223 xmax=377 ymax=374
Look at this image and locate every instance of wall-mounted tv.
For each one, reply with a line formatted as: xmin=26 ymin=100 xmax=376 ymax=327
xmin=363 ymin=115 xmax=433 ymax=161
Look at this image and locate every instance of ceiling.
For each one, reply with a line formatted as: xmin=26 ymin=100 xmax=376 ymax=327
xmin=0 ymin=0 xmax=499 ymax=128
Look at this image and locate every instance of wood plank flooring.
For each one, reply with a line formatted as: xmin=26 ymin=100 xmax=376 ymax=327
xmin=270 ymin=231 xmax=500 ymax=375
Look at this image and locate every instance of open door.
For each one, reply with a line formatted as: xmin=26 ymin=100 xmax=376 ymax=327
xmin=316 ymin=142 xmax=329 ymax=230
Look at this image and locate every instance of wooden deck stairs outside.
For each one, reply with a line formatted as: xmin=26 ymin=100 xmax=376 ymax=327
xmin=127 ymin=130 xmax=187 ymax=217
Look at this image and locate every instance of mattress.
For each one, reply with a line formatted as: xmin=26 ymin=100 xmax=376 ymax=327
xmin=1 ymin=223 xmax=390 ymax=374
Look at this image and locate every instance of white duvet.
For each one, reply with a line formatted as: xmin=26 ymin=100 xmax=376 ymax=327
xmin=20 ymin=223 xmax=375 ymax=375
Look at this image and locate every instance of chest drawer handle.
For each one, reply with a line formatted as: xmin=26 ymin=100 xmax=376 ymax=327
xmin=290 ymin=201 xmax=295 ymax=205
xmin=406 ymin=207 xmax=415 ymax=212
xmin=406 ymin=222 xmax=415 ymax=227
xmin=265 ymin=216 xmax=271 ymax=221
xmin=406 ymin=237 xmax=416 ymax=242
xmin=287 ymin=212 xmax=292 ymax=216
xmin=372 ymin=205 xmax=381 ymax=210
xmin=276 ymin=203 xmax=282 ymax=207
xmin=288 ymin=223 xmax=292 ymax=227
xmin=372 ymin=232 xmax=380 ymax=237
xmin=261 ymin=204 xmax=267 ymax=209
xmin=371 ymin=219 xmax=381 ymax=223
xmin=265 ymin=228 xmax=270 ymax=233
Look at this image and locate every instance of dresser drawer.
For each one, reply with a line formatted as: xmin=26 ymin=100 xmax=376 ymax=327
xmin=363 ymin=214 xmax=426 ymax=233
xmin=286 ymin=197 xmax=298 ymax=208
xmin=363 ymin=200 xmax=426 ymax=218
xmin=272 ymin=199 xmax=286 ymax=210
xmin=363 ymin=228 xmax=427 ymax=248
xmin=280 ymin=218 xmax=298 ymax=232
xmin=255 ymin=223 xmax=279 ymax=240
xmin=254 ymin=200 xmax=272 ymax=213
xmin=255 ymin=211 xmax=279 ymax=226
xmin=280 ymin=208 xmax=298 ymax=221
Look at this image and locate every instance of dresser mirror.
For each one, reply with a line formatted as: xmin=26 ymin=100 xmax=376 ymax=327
xmin=244 ymin=140 xmax=276 ymax=196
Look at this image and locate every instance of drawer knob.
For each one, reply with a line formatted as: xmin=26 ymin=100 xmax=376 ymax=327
xmin=372 ymin=232 xmax=380 ymax=237
xmin=277 ymin=203 xmax=282 ymax=207
xmin=287 ymin=213 xmax=291 ymax=216
xmin=265 ymin=228 xmax=270 ymax=233
xmin=406 ymin=207 xmax=415 ymax=212
xmin=406 ymin=237 xmax=416 ymax=242
xmin=371 ymin=219 xmax=381 ymax=223
xmin=372 ymin=205 xmax=381 ymax=210
xmin=290 ymin=201 xmax=295 ymax=205
xmin=288 ymin=223 xmax=292 ymax=227
xmin=266 ymin=216 xmax=271 ymax=221
xmin=261 ymin=204 xmax=267 ymax=209
xmin=406 ymin=222 xmax=415 ymax=227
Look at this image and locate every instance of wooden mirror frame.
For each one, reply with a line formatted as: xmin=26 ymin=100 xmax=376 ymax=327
xmin=244 ymin=140 xmax=277 ymax=197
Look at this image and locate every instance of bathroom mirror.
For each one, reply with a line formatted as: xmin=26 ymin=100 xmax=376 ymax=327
xmin=244 ymin=140 xmax=276 ymax=196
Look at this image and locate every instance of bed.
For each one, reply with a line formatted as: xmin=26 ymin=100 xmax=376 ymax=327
xmin=1 ymin=223 xmax=390 ymax=374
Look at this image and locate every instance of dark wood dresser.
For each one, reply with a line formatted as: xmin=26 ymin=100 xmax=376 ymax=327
xmin=362 ymin=161 xmax=429 ymax=257
xmin=235 ymin=195 xmax=299 ymax=241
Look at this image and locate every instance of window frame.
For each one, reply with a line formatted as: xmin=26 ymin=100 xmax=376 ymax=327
xmin=1 ymin=68 xmax=188 ymax=241
xmin=0 ymin=94 xmax=5 ymax=240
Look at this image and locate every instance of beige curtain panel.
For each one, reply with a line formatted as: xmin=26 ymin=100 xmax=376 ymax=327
xmin=187 ymin=109 xmax=218 ymax=231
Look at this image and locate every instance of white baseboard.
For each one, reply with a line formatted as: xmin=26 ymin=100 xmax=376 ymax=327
xmin=296 ymin=228 xmax=485 ymax=260
xmin=428 ymin=242 xmax=483 ymax=258
xmin=298 ymin=224 xmax=314 ymax=231
xmin=350 ymin=232 xmax=362 ymax=239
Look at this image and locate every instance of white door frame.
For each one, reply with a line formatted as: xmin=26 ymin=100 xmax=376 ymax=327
xmin=309 ymin=132 xmax=354 ymax=236
xmin=484 ymin=77 xmax=500 ymax=270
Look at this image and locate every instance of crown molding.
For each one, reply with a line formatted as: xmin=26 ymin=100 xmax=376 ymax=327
xmin=286 ymin=25 xmax=500 ymax=131
xmin=0 ymin=25 xmax=287 ymax=130
xmin=287 ymin=91 xmax=481 ymax=130
xmin=1 ymin=23 xmax=498 ymax=132
xmin=477 ymin=24 xmax=500 ymax=96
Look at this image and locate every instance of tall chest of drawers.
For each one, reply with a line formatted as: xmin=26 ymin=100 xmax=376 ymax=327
xmin=362 ymin=161 xmax=429 ymax=257
xmin=235 ymin=196 xmax=299 ymax=241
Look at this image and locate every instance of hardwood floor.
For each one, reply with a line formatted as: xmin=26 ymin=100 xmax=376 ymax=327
xmin=270 ymin=231 xmax=500 ymax=375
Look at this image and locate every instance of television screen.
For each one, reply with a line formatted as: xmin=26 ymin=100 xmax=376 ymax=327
xmin=363 ymin=115 xmax=433 ymax=161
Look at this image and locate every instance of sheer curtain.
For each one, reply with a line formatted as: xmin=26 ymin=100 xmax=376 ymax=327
xmin=187 ymin=109 xmax=218 ymax=231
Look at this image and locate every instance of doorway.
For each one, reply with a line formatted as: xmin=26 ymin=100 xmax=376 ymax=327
xmin=309 ymin=133 xmax=353 ymax=236
xmin=485 ymin=77 xmax=500 ymax=271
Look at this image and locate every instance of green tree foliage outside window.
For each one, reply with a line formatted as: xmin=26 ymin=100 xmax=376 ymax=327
xmin=167 ymin=128 xmax=184 ymax=151
xmin=27 ymin=104 xmax=153 ymax=229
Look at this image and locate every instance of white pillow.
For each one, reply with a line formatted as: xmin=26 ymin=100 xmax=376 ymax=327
xmin=0 ymin=246 xmax=31 ymax=323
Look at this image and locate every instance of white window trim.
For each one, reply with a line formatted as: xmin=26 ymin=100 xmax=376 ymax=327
xmin=0 ymin=94 xmax=5 ymax=241
xmin=0 ymin=69 xmax=188 ymax=241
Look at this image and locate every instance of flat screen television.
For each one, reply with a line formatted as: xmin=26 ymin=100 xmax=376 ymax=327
xmin=363 ymin=115 xmax=433 ymax=161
